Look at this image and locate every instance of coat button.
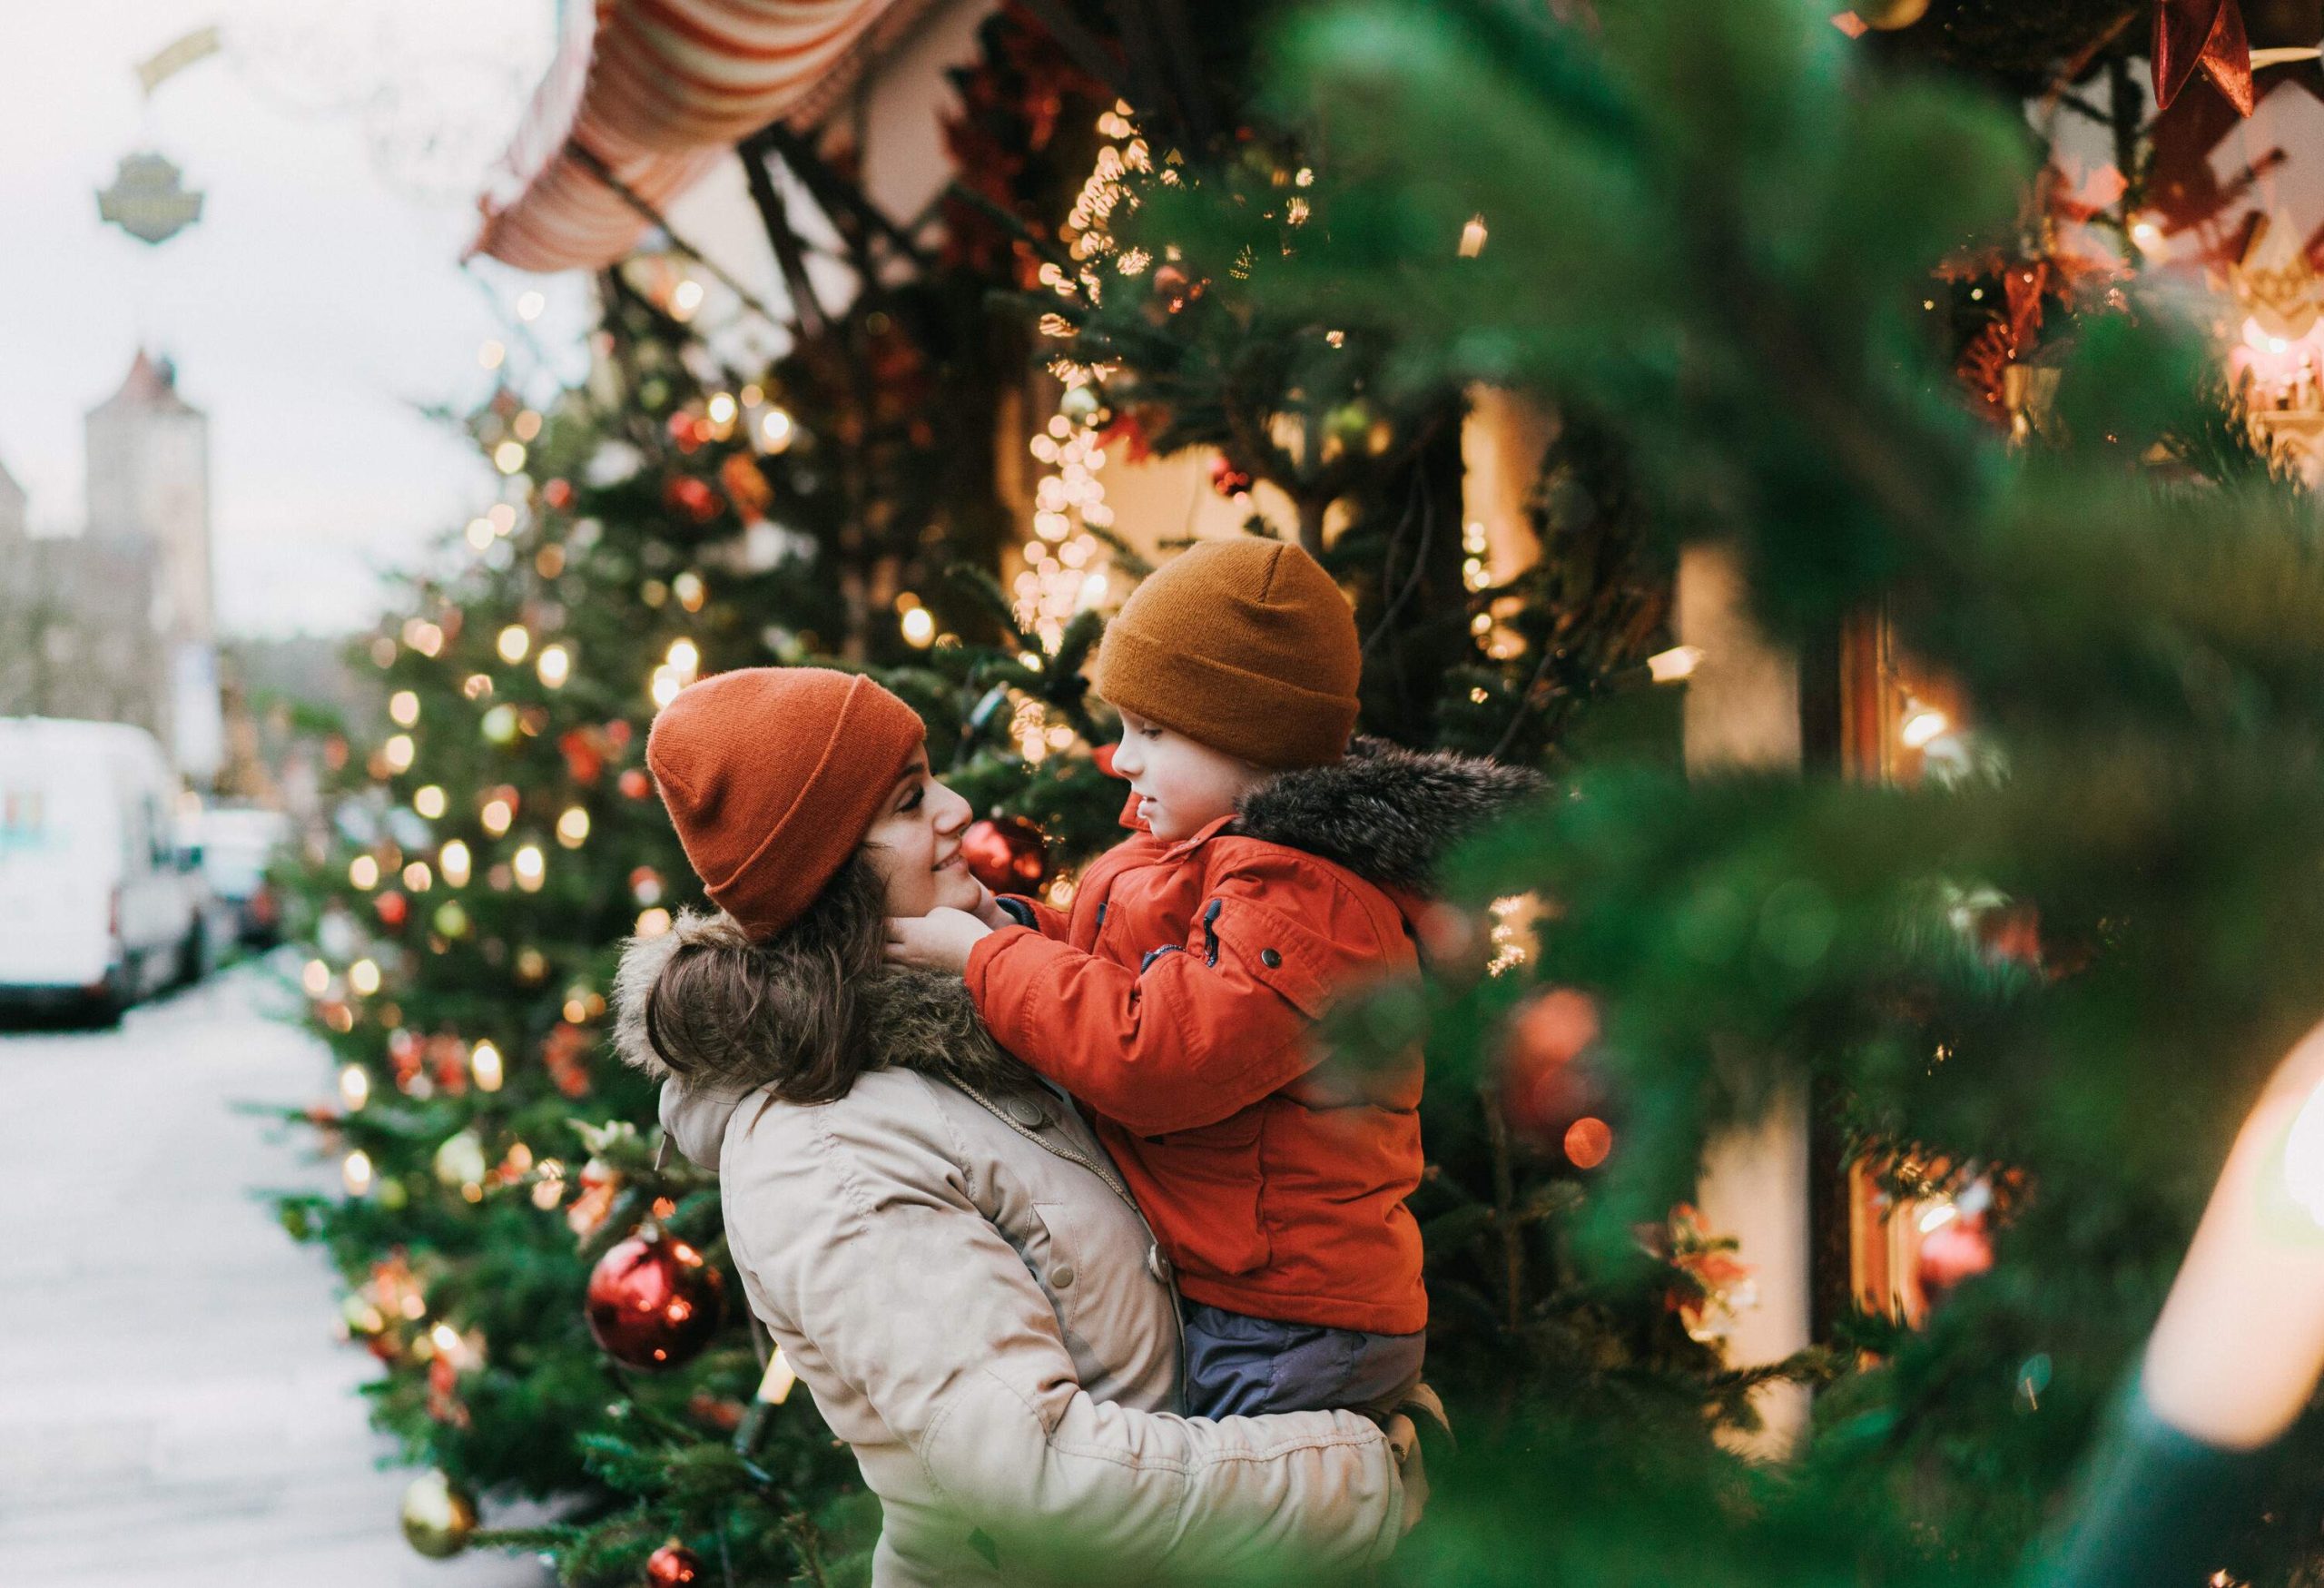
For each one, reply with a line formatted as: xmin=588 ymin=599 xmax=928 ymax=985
xmin=1260 ymin=948 xmax=1282 ymax=969
xmin=1147 ymin=1243 xmax=1174 ymax=1284
xmin=1050 ymin=1263 xmax=1076 ymax=1289
xmin=1005 ymin=1094 xmax=1049 ymax=1129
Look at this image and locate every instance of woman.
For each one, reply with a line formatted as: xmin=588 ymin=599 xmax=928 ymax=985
xmin=611 ymin=666 xmax=1416 ymax=1587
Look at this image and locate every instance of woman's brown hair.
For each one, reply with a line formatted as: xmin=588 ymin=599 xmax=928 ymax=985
xmin=624 ymin=853 xmax=890 ymax=1104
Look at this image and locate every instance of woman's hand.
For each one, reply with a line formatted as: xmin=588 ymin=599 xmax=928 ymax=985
xmin=885 ymin=907 xmax=995 ymax=974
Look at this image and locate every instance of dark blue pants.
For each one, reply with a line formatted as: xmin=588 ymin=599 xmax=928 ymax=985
xmin=1181 ymin=1300 xmax=1426 ymax=1419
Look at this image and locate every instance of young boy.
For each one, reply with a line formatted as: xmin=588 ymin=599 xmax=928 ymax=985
xmin=890 ymin=538 xmax=1528 ymax=1420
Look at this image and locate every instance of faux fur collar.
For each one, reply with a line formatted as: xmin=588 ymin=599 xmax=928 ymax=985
xmin=610 ymin=908 xmax=1038 ymax=1095
xmin=1232 ymin=736 xmax=1543 ymax=894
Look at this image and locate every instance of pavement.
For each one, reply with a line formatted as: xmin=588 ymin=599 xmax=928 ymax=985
xmin=0 ymin=961 xmax=549 ymax=1588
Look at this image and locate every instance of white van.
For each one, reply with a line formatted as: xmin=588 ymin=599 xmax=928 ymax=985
xmin=0 ymin=718 xmax=204 ymax=1021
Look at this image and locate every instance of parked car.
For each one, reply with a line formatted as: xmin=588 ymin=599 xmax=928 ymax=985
xmin=197 ymin=805 xmax=290 ymax=947
xmin=0 ymin=718 xmax=205 ymax=1023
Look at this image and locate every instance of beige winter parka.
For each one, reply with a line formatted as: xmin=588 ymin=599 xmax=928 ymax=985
xmin=627 ymin=932 xmax=1408 ymax=1587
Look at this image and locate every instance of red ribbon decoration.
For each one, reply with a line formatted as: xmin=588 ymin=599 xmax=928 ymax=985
xmin=2155 ymin=0 xmax=2257 ymax=115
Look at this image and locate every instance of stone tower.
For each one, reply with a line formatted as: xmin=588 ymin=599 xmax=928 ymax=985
xmin=83 ymin=351 xmax=221 ymax=776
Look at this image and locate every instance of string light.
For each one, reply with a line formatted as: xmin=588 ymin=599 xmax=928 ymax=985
xmin=1458 ymin=214 xmax=1490 ymax=257
xmin=537 ymin=644 xmax=571 ymax=688
xmin=1648 ymin=646 xmax=1705 ymax=684
xmin=706 ymin=393 xmax=736 ymax=426
xmin=496 ymin=625 xmax=530 ymax=664
xmin=636 ymin=907 xmax=673 ymax=937
xmin=389 ymin=691 xmax=420 ymax=727
xmin=513 ymin=844 xmax=546 ymax=893
xmin=494 ymin=441 xmax=527 ymax=475
xmin=414 ymin=784 xmax=448 ymax=819
xmin=439 ymin=840 xmax=472 ymax=888
xmin=342 ymin=1149 xmax=374 ymax=1196
xmin=901 ymin=607 xmax=936 ymax=648
xmin=339 ymin=1065 xmax=370 ymax=1111
xmin=478 ymin=340 xmax=505 ymax=370
xmin=671 ymin=279 xmax=704 ymax=318
xmin=349 ymin=958 xmax=381 ymax=997
xmin=1901 ymin=702 xmax=1950 ymax=750
xmin=349 ymin=855 xmax=379 ymax=890
xmin=382 ymin=734 xmax=415 ymax=774
xmin=760 ymin=407 xmax=795 ymax=452
xmin=402 ymin=861 xmax=433 ymax=893
xmin=302 ymin=959 xmax=330 ymax=996
xmin=470 ymin=1041 xmax=504 ymax=1092
xmin=480 ymin=797 xmax=514 ymax=837
xmin=556 ymin=807 xmax=590 ymax=849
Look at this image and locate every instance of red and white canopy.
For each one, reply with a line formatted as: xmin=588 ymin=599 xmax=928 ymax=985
xmin=471 ymin=0 xmax=914 ymax=272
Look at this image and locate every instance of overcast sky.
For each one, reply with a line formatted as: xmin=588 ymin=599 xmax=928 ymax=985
xmin=0 ymin=0 xmax=595 ymax=638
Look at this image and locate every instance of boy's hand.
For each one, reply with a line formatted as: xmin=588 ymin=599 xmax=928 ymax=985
xmin=970 ymin=885 xmax=1014 ymax=932
xmin=885 ymin=908 xmax=994 ymax=974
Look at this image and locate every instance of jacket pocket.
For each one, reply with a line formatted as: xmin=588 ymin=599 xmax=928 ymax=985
xmin=1137 ymin=1110 xmax=1270 ymax=1278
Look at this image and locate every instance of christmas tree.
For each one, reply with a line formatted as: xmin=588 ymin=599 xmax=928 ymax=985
xmin=272 ymin=0 xmax=2324 ymax=1582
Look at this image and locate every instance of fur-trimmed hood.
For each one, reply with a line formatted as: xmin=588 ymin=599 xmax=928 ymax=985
xmin=1232 ymin=735 xmax=1543 ymax=895
xmin=611 ymin=907 xmax=1035 ymax=1097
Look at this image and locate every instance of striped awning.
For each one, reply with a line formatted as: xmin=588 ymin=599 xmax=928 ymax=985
xmin=471 ymin=0 xmax=914 ymax=272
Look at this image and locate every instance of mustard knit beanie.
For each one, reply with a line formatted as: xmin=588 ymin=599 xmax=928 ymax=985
xmin=1092 ymin=538 xmax=1361 ymax=770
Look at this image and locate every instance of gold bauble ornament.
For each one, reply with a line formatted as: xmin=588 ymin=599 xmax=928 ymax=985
xmin=399 ymin=1469 xmax=478 ymax=1558
xmin=1850 ymin=0 xmax=1930 ymax=28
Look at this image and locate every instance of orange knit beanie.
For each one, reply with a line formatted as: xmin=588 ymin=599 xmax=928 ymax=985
xmin=1092 ymin=538 xmax=1361 ymax=770
xmin=645 ymin=667 xmax=926 ymax=939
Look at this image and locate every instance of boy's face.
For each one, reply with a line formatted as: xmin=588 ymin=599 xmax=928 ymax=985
xmin=1108 ymin=708 xmax=1266 ymax=843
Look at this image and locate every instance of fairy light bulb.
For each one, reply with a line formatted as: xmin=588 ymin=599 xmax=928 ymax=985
xmin=382 ymin=735 xmax=415 ymax=774
xmin=666 ymin=638 xmax=700 ymax=679
xmin=349 ymin=959 xmax=381 ymax=997
xmin=513 ymin=844 xmax=546 ymax=893
xmin=389 ymin=690 xmax=420 ymax=727
xmin=414 ymin=785 xmax=447 ymax=820
xmin=439 ymin=840 xmax=472 ymax=888
xmin=302 ymin=959 xmax=331 ymax=997
xmin=556 ymin=807 xmax=590 ymax=849
xmin=1648 ymin=646 xmax=1704 ymax=684
xmin=402 ymin=861 xmax=433 ymax=893
xmin=901 ymin=607 xmax=936 ymax=648
xmin=494 ymin=441 xmax=527 ymax=475
xmin=470 ymin=1041 xmax=504 ymax=1092
xmin=339 ymin=1065 xmax=370 ymax=1111
xmin=342 ymin=1149 xmax=374 ymax=1196
xmin=1900 ymin=704 xmax=1950 ymax=750
xmin=760 ymin=407 xmax=795 ymax=451
xmin=537 ymin=644 xmax=571 ymax=688
xmin=480 ymin=798 xmax=513 ymax=838
xmin=349 ymin=855 xmax=379 ymax=890
xmin=497 ymin=626 xmax=531 ymax=665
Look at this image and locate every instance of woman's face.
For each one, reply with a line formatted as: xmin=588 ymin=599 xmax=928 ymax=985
xmin=860 ymin=751 xmax=990 ymax=919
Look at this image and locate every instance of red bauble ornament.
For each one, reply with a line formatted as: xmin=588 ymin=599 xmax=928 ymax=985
xmin=1499 ymin=988 xmax=1604 ymax=1146
xmin=645 ymin=1542 xmax=704 ymax=1585
xmin=586 ymin=1227 xmax=724 ymax=1369
xmin=560 ymin=726 xmax=606 ymax=785
xmin=375 ymin=890 xmax=409 ymax=930
xmin=619 ymin=767 xmax=653 ymax=800
xmin=1915 ymin=1216 xmax=1994 ymax=1301
xmin=960 ymin=815 xmax=1050 ymax=894
xmin=666 ymin=476 xmax=720 ymax=523
xmin=1208 ymin=455 xmax=1253 ymax=497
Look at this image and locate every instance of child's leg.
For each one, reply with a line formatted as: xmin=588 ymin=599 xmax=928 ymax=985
xmin=1181 ymin=1302 xmax=1425 ymax=1419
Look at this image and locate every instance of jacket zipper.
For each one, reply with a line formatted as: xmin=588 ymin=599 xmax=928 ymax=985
xmin=953 ymin=1080 xmax=1188 ymax=1405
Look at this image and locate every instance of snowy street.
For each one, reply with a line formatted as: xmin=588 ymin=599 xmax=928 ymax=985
xmin=0 ymin=964 xmax=545 ymax=1588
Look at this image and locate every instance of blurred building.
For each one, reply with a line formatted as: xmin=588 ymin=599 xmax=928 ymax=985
xmin=0 ymin=352 xmax=222 ymax=782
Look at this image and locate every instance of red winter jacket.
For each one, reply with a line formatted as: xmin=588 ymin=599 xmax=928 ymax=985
xmin=964 ymin=740 xmax=1539 ymax=1336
